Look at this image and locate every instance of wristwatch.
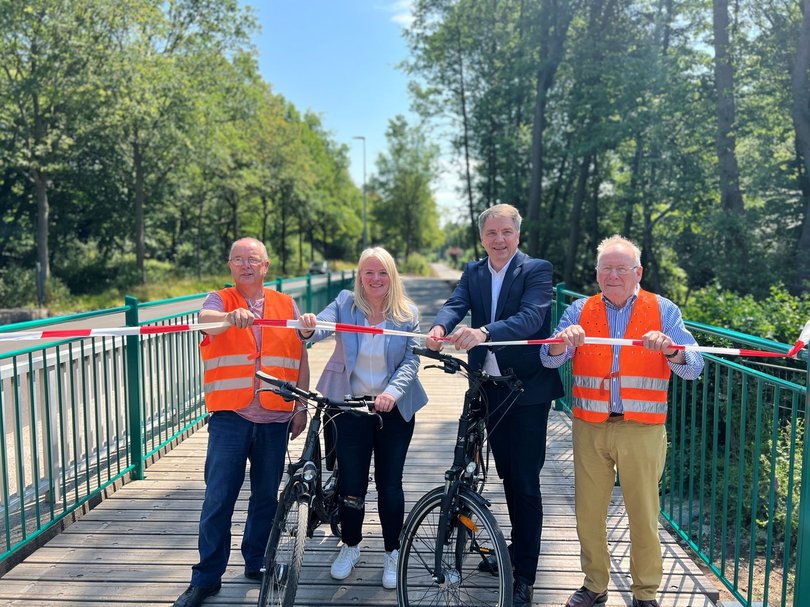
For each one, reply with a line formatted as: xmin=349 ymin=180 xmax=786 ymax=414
xmin=664 ymin=349 xmax=680 ymax=360
xmin=480 ymin=326 xmax=491 ymax=342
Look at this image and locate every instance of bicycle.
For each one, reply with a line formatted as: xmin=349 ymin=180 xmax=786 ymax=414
xmin=254 ymin=370 xmax=379 ymax=607
xmin=396 ymin=347 xmax=524 ymax=607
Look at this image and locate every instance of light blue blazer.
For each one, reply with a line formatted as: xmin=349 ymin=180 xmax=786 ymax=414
xmin=304 ymin=290 xmax=428 ymax=422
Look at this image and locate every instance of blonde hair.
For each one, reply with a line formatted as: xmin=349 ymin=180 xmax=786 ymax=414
xmin=596 ymin=234 xmax=642 ymax=266
xmin=353 ymin=247 xmax=415 ymax=323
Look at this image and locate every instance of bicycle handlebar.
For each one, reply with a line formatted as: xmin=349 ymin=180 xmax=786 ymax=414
xmin=255 ymin=371 xmax=378 ymax=416
xmin=412 ymin=346 xmax=524 ymax=392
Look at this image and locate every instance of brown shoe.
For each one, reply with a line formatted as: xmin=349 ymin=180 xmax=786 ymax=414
xmin=632 ymin=599 xmax=660 ymax=607
xmin=565 ymin=586 xmax=608 ymax=607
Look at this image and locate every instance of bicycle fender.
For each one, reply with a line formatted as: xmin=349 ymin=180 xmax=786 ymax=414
xmin=458 ymin=484 xmax=491 ymax=509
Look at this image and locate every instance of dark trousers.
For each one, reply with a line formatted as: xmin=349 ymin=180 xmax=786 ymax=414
xmin=334 ymin=408 xmax=415 ymax=552
xmin=191 ymin=411 xmax=288 ymax=587
xmin=484 ymin=383 xmax=551 ymax=586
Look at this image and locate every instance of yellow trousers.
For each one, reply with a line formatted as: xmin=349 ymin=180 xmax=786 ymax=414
xmin=572 ymin=417 xmax=667 ymax=601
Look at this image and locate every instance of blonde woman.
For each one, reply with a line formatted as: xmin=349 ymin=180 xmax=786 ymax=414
xmin=298 ymin=247 xmax=427 ymax=590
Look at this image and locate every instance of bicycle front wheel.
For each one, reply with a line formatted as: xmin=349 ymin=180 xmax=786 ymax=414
xmin=257 ymin=496 xmax=309 ymax=607
xmin=396 ymin=487 xmax=512 ymax=607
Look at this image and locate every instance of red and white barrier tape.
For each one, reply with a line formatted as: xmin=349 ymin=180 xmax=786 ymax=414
xmin=1 ymin=318 xmax=808 ymax=359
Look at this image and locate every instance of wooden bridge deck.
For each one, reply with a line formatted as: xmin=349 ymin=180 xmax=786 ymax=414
xmin=0 ymin=276 xmax=720 ymax=606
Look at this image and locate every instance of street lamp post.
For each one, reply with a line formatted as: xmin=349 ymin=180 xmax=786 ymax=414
xmin=352 ymin=135 xmax=368 ymax=250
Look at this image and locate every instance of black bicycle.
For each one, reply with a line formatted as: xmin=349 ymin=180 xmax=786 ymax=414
xmin=396 ymin=347 xmax=523 ymax=607
xmin=255 ymin=370 xmax=379 ymax=607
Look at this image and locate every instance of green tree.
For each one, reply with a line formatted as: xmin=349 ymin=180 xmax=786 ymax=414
xmin=371 ymin=116 xmax=442 ymax=260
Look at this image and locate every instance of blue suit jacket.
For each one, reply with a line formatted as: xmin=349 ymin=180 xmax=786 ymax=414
xmin=304 ymin=290 xmax=428 ymax=422
xmin=432 ymin=251 xmax=564 ymax=405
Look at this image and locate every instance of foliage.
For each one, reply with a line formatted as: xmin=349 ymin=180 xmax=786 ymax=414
xmin=682 ymin=283 xmax=810 ymax=346
xmin=0 ymin=265 xmax=39 ymax=308
xmin=399 ymin=252 xmax=433 ymax=277
xmin=370 ymin=115 xmax=443 ymax=260
xmin=406 ymin=0 xmax=810 ymax=299
xmin=0 ymin=0 xmax=370 ymax=302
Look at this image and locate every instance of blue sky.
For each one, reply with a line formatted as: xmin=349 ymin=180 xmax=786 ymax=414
xmin=247 ymin=1 xmax=460 ymax=221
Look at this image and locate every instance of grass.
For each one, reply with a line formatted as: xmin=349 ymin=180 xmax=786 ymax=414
xmin=48 ymin=275 xmax=233 ymax=314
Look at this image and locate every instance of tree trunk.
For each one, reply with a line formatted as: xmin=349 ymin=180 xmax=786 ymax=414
xmin=624 ymin=133 xmax=644 ymax=237
xmin=133 ymin=140 xmax=146 ymax=284
xmin=791 ymin=0 xmax=810 ymax=291
xmin=588 ymin=155 xmax=600 ymax=254
xmin=454 ymin=24 xmax=480 ymax=259
xmin=527 ymin=0 xmax=574 ymax=256
xmin=563 ymin=153 xmax=591 ymax=285
xmin=712 ymin=0 xmax=744 ymax=213
xmin=34 ymin=168 xmax=50 ymax=297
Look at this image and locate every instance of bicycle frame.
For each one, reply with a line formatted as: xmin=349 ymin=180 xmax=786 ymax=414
xmin=256 ymin=371 xmax=378 ymax=536
xmin=412 ymin=347 xmax=522 ymax=585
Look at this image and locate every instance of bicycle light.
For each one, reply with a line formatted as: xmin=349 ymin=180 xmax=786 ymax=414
xmin=465 ymin=461 xmax=477 ymax=476
xmin=302 ymin=461 xmax=317 ymax=482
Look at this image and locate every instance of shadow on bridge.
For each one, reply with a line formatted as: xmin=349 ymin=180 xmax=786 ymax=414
xmin=0 ymin=274 xmax=719 ymax=606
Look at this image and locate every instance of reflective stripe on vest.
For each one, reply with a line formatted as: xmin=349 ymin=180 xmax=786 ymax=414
xmin=261 ymin=356 xmax=301 ymax=370
xmin=200 ymin=287 xmax=302 ymax=412
xmin=571 ymin=290 xmax=671 ymax=424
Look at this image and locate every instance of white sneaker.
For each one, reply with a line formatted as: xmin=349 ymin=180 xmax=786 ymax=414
xmin=382 ymin=549 xmax=398 ymax=589
xmin=330 ymin=544 xmax=361 ymax=580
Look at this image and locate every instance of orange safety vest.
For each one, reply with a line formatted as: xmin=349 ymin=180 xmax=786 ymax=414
xmin=571 ymin=289 xmax=671 ymax=424
xmin=200 ymin=287 xmax=302 ymax=412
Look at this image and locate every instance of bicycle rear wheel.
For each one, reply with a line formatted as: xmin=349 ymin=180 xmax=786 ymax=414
xmin=257 ymin=495 xmax=309 ymax=607
xmin=396 ymin=486 xmax=512 ymax=607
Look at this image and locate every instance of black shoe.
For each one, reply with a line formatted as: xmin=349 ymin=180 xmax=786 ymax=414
xmin=565 ymin=586 xmax=608 ymax=607
xmin=172 ymin=584 xmax=221 ymax=607
xmin=513 ymin=579 xmax=533 ymax=607
xmin=477 ymin=543 xmax=514 ymax=573
xmin=632 ymin=599 xmax=660 ymax=607
xmin=244 ymin=567 xmax=262 ymax=581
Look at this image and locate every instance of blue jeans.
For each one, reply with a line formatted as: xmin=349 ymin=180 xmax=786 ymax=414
xmin=191 ymin=411 xmax=288 ymax=587
xmin=334 ymin=408 xmax=415 ymax=551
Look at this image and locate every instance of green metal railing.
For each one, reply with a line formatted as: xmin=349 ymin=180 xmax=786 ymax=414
xmin=552 ymin=283 xmax=809 ymax=607
xmin=0 ymin=271 xmax=353 ymax=568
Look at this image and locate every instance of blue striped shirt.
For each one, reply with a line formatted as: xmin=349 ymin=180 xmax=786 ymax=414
xmin=539 ymin=291 xmax=704 ymax=414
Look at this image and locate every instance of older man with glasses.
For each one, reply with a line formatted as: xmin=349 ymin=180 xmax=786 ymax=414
xmin=172 ymin=237 xmax=310 ymax=607
xmin=540 ymin=234 xmax=704 ymax=607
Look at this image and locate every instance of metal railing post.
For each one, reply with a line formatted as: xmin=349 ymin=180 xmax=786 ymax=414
xmin=553 ymin=282 xmax=567 ymax=411
xmin=124 ymin=295 xmax=145 ymax=480
xmin=794 ymin=347 xmax=810 ymax=605
xmin=276 ymin=277 xmax=283 ymax=293
xmin=553 ymin=282 xmax=567 ymax=327
xmin=306 ymin=274 xmax=312 ymax=312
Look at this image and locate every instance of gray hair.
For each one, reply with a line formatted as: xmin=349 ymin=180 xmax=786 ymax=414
xmin=478 ymin=203 xmax=522 ymax=233
xmin=229 ymin=238 xmax=269 ymax=260
xmin=596 ymin=234 xmax=642 ymax=266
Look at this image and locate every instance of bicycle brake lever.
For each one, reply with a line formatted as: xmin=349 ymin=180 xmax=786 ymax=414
xmin=256 ymin=387 xmax=297 ymax=402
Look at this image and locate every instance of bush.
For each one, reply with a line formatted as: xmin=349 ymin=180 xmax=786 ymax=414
xmin=0 ymin=265 xmax=38 ymax=307
xmin=682 ymin=282 xmax=810 ymax=345
xmin=399 ymin=253 xmax=432 ymax=276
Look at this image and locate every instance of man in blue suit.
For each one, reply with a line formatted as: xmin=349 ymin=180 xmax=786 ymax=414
xmin=427 ymin=203 xmax=564 ymax=607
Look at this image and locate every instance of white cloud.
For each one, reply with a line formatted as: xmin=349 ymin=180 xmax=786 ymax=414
xmin=379 ymin=0 xmax=414 ymax=28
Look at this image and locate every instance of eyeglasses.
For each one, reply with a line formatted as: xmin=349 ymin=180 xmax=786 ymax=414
xmin=595 ymin=265 xmax=638 ymax=276
xmin=229 ymin=257 xmax=265 ymax=266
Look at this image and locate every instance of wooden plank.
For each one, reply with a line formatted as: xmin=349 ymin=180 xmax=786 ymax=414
xmin=0 ymin=276 xmax=721 ymax=607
